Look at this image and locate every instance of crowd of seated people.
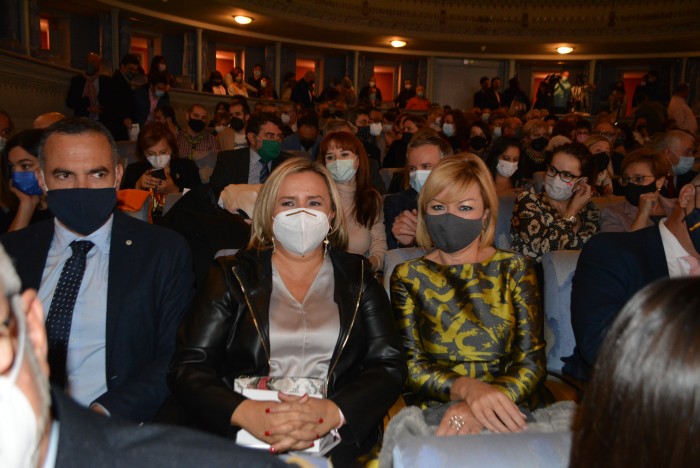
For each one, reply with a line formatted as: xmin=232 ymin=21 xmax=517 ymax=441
xmin=1 ymin=53 xmax=699 ymax=467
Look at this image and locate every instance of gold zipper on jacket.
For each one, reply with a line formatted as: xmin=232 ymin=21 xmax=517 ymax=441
xmin=325 ymin=266 xmax=363 ymax=389
xmin=231 ymin=266 xmax=271 ymax=365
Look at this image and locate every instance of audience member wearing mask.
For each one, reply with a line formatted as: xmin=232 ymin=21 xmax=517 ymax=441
xmin=519 ymin=119 xmax=550 ymax=179
xmin=486 ymin=137 xmax=525 ymax=196
xmin=394 ymin=79 xmax=416 ymax=109
xmin=440 ymin=109 xmax=470 ymax=153
xmin=358 ymin=75 xmax=383 ymax=106
xmin=282 ymin=113 xmax=322 ymax=160
xmin=655 ymin=130 xmax=697 ymax=198
xmin=319 ymin=132 xmax=387 ymax=272
xmin=280 ymin=102 xmax=299 ymax=137
xmin=466 ymin=121 xmax=492 ymax=160
xmin=382 ymin=114 xmax=427 ymax=169
xmin=225 ymin=67 xmax=256 ymax=97
xmin=0 ymin=243 xmax=289 ymax=468
xmin=346 ymin=107 xmax=382 ymax=163
xmin=212 ymin=111 xmax=237 ymax=151
xmin=291 ymin=71 xmax=318 ymax=109
xmin=600 ymin=148 xmax=673 ymax=233
xmin=427 ymin=104 xmax=444 ymax=132
xmin=0 ymin=117 xmax=195 ymax=421
xmin=592 ymin=120 xmax=625 ymax=174
xmin=502 ymin=116 xmax=523 ymax=139
xmin=175 ymin=104 xmax=221 ymax=159
xmin=501 ymin=77 xmax=531 ymax=114
xmin=565 ymin=172 xmax=700 ymax=382
xmin=229 ymin=98 xmax=252 ymax=149
xmin=570 ymin=278 xmax=700 ymax=468
xmin=391 ymin=155 xmax=546 ymax=436
xmin=573 ymin=120 xmax=591 ymax=144
xmin=168 ymin=157 xmax=405 ymax=463
xmin=511 ymin=142 xmax=599 ymax=264
xmin=405 ymin=85 xmax=430 ymax=110
xmin=584 ymin=135 xmax=614 ymax=195
xmin=102 ymin=53 xmax=140 ymax=141
xmin=246 ymin=64 xmax=264 ymax=96
xmin=121 ymin=123 xmax=201 ymax=218
xmin=150 ymin=55 xmax=174 ymax=88
xmin=203 ymin=70 xmax=227 ymax=95
xmin=66 ymin=52 xmax=110 ymax=122
xmin=1 ymin=129 xmax=52 ymax=233
xmin=132 ymin=72 xmax=171 ymax=128
xmin=608 ymin=80 xmax=628 ymax=121
xmin=258 ymin=75 xmax=278 ymax=100
xmin=384 ymin=129 xmax=452 ymax=249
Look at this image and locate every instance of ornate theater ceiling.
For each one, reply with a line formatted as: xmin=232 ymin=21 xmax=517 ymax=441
xmin=50 ymin=0 xmax=700 ymax=58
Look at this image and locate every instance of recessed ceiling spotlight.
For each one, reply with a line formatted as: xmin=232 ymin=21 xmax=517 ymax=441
xmin=233 ymin=15 xmax=253 ymax=25
xmin=557 ymin=46 xmax=574 ymax=55
xmin=390 ymin=40 xmax=407 ymax=48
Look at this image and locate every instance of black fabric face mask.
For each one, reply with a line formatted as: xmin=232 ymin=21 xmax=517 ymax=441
xmin=623 ymin=180 xmax=657 ymax=207
xmin=469 ymin=136 xmax=487 ymax=151
xmin=530 ymin=137 xmax=548 ymax=152
xmin=47 ymin=188 xmax=116 ymax=235
xmin=592 ymin=152 xmax=610 ymax=173
xmin=230 ymin=117 xmax=245 ymax=132
xmin=188 ymin=118 xmax=206 ymax=133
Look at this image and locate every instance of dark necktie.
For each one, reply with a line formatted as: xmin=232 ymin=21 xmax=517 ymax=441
xmin=259 ymin=159 xmax=270 ymax=183
xmin=45 ymin=240 xmax=94 ymax=388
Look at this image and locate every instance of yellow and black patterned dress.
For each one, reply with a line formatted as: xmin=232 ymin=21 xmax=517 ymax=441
xmin=390 ymin=249 xmax=546 ymax=410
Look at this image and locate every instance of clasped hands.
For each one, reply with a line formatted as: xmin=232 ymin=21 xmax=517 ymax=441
xmin=231 ymin=392 xmax=341 ymax=453
xmin=436 ymin=377 xmax=527 ymax=437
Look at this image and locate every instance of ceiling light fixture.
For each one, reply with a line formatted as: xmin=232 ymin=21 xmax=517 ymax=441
xmin=557 ymin=46 xmax=574 ymax=55
xmin=390 ymin=40 xmax=407 ymax=48
xmin=233 ymin=15 xmax=253 ymax=25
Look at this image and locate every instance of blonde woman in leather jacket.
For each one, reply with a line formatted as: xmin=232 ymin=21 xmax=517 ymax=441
xmin=168 ymin=157 xmax=406 ymax=465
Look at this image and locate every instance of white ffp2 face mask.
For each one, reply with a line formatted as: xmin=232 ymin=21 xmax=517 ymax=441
xmin=369 ymin=122 xmax=383 ymax=136
xmin=146 ymin=154 xmax=171 ymax=170
xmin=272 ymin=208 xmax=330 ymax=256
xmin=544 ymin=174 xmax=576 ymax=201
xmin=0 ymin=295 xmax=47 ymax=468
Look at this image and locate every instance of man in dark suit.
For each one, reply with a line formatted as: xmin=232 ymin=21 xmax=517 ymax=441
xmin=654 ymin=129 xmax=696 ymax=198
xmin=161 ymin=113 xmax=290 ymax=287
xmin=291 ymin=71 xmax=316 ymax=109
xmin=132 ymin=71 xmax=170 ymax=128
xmin=101 ymin=54 xmax=139 ymax=141
xmin=0 ymin=249 xmax=286 ymax=468
xmin=1 ymin=117 xmax=195 ymax=422
xmin=473 ymin=76 xmax=490 ymax=110
xmin=564 ymin=173 xmax=700 ymax=382
xmin=65 ymin=52 xmax=110 ymax=122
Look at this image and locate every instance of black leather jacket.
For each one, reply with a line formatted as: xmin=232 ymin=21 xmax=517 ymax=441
xmin=168 ymin=247 xmax=406 ymax=446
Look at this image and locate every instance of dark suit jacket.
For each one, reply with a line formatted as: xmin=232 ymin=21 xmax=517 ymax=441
xmin=52 ymin=390 xmax=285 ymax=468
xmin=132 ymin=84 xmax=171 ymax=128
xmin=1 ymin=211 xmax=195 ymax=421
xmin=291 ymin=79 xmax=314 ymax=108
xmin=102 ymin=72 xmax=134 ymax=141
xmin=209 ymin=147 xmax=292 ymax=196
xmin=65 ymin=74 xmax=111 ymax=119
xmin=563 ymin=226 xmax=668 ymax=381
xmin=383 ymin=188 xmax=418 ymax=250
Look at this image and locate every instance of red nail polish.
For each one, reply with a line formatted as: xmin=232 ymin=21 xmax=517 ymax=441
xmin=316 ymin=433 xmax=321 ymax=439
xmin=264 ymin=431 xmax=271 ymax=436
xmin=265 ymin=407 xmax=271 ymax=413
xmin=309 ymin=442 xmax=315 ymax=448
xmin=318 ymin=417 xmax=324 ymax=424
xmin=269 ymin=447 xmax=276 ymax=454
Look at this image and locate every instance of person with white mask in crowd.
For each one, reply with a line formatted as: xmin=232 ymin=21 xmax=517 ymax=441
xmin=384 ymin=129 xmax=453 ymax=249
xmin=511 ymin=142 xmax=599 ymax=264
xmin=486 ymin=137 xmax=525 ymax=196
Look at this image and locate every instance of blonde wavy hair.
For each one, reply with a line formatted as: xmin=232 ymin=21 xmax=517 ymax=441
xmin=415 ymin=154 xmax=498 ymax=249
xmin=248 ymin=157 xmax=348 ymax=250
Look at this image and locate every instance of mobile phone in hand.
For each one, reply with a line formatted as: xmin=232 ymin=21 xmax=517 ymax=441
xmin=151 ymin=168 xmax=166 ymax=180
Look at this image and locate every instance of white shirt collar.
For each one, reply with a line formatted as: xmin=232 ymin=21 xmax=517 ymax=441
xmin=659 ymin=219 xmax=695 ymax=277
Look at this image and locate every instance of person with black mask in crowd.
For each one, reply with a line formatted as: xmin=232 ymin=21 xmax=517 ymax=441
xmin=346 ymin=107 xmax=382 ymax=162
xmin=519 ymin=119 xmax=550 ymax=179
xmin=228 ymin=97 xmax=251 ymax=149
xmin=281 ymin=112 xmax=322 ymax=160
xmin=467 ymin=120 xmax=492 ymax=160
xmin=175 ymin=104 xmax=221 ymax=158
xmin=382 ymin=114 xmax=427 ymax=169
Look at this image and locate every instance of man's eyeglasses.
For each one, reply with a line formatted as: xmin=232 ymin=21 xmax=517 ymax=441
xmin=546 ymin=165 xmax=580 ymax=183
xmin=620 ymin=175 xmax=654 ymax=187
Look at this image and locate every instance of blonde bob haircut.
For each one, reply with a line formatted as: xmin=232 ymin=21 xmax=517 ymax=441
xmin=415 ymin=154 xmax=498 ymax=250
xmin=522 ymin=119 xmax=549 ymax=141
xmin=248 ymin=157 xmax=348 ymax=251
xmin=584 ymin=134 xmax=612 ymax=153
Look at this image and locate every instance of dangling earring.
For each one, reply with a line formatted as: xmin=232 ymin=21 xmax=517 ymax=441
xmin=323 ymin=236 xmax=330 ymax=257
xmin=271 ymin=236 xmax=276 ymax=253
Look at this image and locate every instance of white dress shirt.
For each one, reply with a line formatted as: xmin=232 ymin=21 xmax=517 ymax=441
xmin=38 ymin=217 xmax=112 ymax=407
xmin=659 ymin=218 xmax=700 ymax=277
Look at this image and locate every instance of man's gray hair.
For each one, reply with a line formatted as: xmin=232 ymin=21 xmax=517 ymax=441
xmin=37 ymin=117 xmax=120 ymax=169
xmin=0 ymin=244 xmax=21 ymax=297
xmin=653 ymin=129 xmax=693 ymax=153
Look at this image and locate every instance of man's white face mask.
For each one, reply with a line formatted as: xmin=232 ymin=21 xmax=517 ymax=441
xmin=0 ymin=295 xmax=51 ymax=468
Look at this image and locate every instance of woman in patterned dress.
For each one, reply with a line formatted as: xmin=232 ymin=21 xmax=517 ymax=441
xmin=391 ymin=154 xmax=546 ymax=436
xmin=511 ymin=142 xmax=600 ymax=264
